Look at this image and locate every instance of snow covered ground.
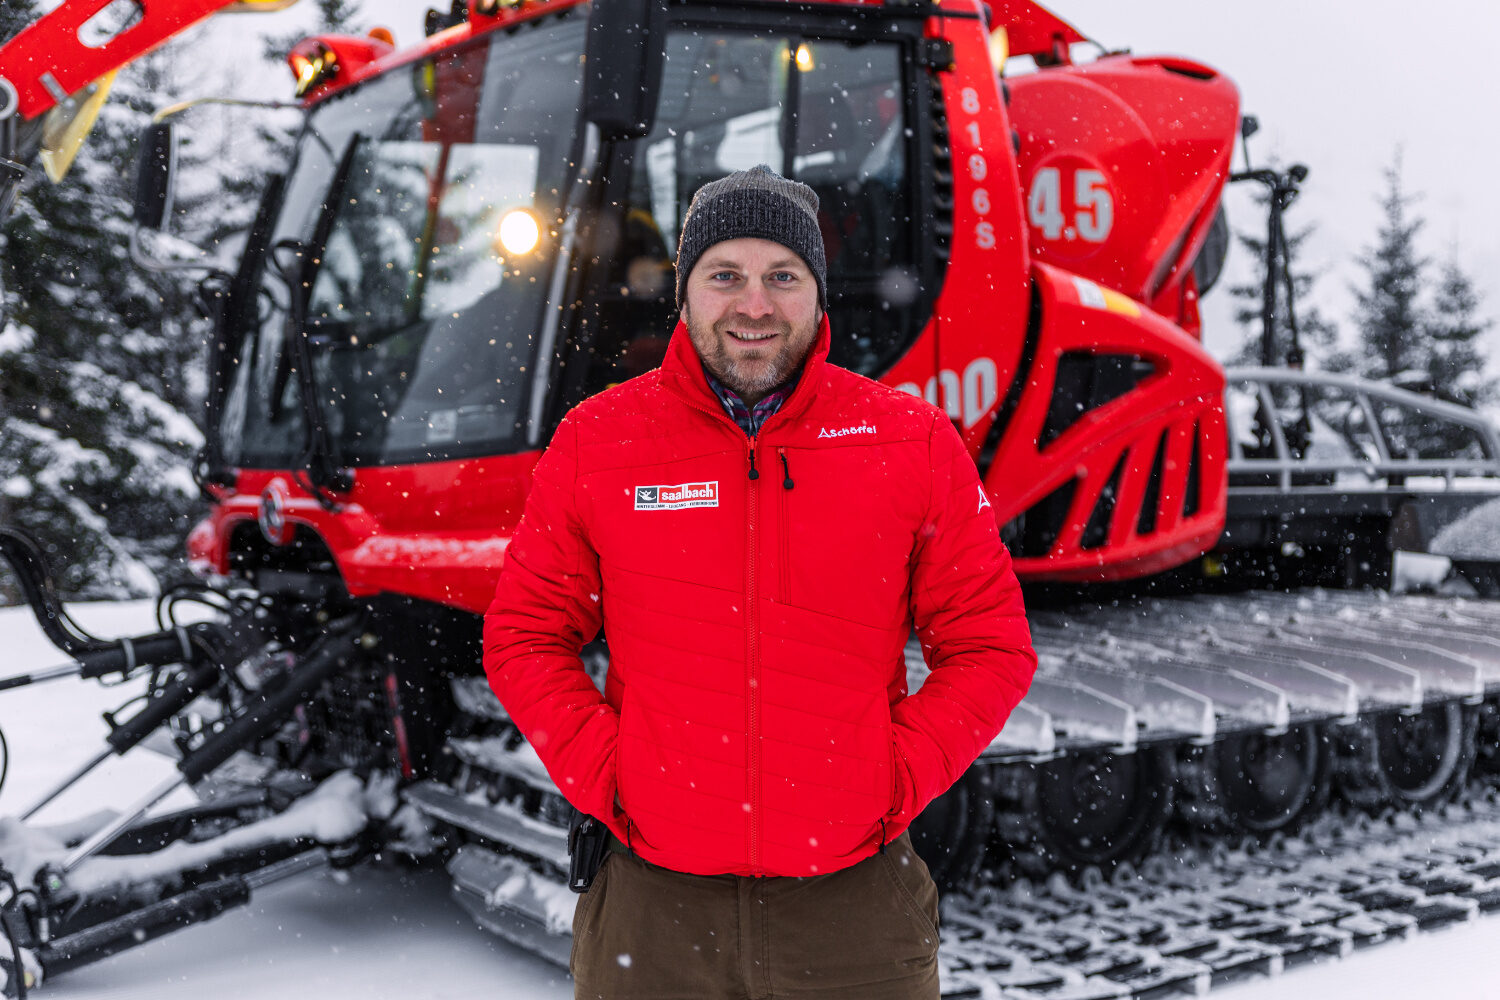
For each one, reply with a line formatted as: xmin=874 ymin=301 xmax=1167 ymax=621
xmin=1 ymin=600 xmax=1497 ymax=999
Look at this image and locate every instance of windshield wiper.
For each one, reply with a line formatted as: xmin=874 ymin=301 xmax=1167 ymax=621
xmin=271 ymin=132 xmax=365 ymax=509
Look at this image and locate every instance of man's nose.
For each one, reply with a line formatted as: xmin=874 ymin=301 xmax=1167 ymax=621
xmin=734 ymin=281 xmax=774 ymax=318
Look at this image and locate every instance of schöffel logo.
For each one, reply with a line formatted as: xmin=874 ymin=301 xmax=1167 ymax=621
xmin=817 ymin=423 xmax=876 ymax=440
xmin=634 ymin=481 xmax=720 ymax=511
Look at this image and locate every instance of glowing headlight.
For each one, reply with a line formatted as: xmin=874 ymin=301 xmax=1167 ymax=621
xmin=497 ymin=209 xmax=541 ymax=256
xmin=289 ymin=46 xmax=338 ymax=98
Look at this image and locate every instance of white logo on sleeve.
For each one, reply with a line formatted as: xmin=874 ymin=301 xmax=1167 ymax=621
xmin=634 ymin=481 xmax=719 ymax=510
xmin=977 ymin=485 xmax=993 ymax=513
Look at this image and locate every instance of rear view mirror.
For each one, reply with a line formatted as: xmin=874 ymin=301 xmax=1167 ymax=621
xmin=582 ymin=0 xmax=669 ymax=141
xmin=133 ymin=120 xmax=176 ymax=230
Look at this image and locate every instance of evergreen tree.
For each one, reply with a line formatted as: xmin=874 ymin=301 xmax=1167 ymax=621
xmin=263 ymin=0 xmax=365 ymax=63
xmin=0 ymin=0 xmax=42 ymax=603
xmin=315 ymin=0 xmax=366 ymax=29
xmin=0 ymin=31 xmax=208 ymax=598
xmin=1350 ymin=154 xmax=1428 ymax=384
xmin=1425 ymin=251 xmax=1496 ymax=407
xmin=0 ymin=2 xmax=38 ymax=44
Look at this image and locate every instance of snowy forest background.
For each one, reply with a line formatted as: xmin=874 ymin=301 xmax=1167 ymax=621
xmin=0 ymin=0 xmax=1496 ymax=601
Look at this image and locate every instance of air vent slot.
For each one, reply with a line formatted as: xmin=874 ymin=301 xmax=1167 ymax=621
xmin=1157 ymin=59 xmax=1216 ymax=81
xmin=1136 ymin=429 xmax=1169 ymax=536
xmin=1081 ymin=453 xmax=1127 ymax=550
xmin=1019 ymin=477 xmax=1078 ymax=559
xmin=1041 ymin=352 xmax=1157 ymax=448
xmin=1183 ymin=420 xmax=1202 ymax=519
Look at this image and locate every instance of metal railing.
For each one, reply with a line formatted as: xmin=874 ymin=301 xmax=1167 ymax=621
xmin=1224 ymin=367 xmax=1500 ymax=492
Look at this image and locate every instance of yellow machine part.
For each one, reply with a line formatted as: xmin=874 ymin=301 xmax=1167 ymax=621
xmin=39 ymin=70 xmax=118 ymax=184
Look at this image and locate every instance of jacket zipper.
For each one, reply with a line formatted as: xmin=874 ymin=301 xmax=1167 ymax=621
xmin=746 ymin=446 xmax=795 ymax=867
xmin=747 ymin=436 xmax=763 ymax=873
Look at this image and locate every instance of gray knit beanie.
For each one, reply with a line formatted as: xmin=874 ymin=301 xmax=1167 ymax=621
xmin=675 ymin=165 xmax=827 ymax=308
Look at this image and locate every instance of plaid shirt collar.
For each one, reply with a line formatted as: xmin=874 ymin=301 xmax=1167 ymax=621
xmin=704 ymin=367 xmax=799 ymax=439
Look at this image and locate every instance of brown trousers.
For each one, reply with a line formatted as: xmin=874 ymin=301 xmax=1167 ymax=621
xmin=570 ymin=833 xmax=940 ymax=1000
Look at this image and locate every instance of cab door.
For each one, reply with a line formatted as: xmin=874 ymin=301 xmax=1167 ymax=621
xmin=557 ymin=4 xmax=947 ymax=406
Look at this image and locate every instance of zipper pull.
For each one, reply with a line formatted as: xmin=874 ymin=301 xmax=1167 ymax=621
xmin=778 ymin=448 xmax=794 ymax=490
xmin=747 ymin=447 xmax=760 ymax=481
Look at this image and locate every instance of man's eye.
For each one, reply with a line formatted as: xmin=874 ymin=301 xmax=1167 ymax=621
xmin=771 ymin=272 xmax=796 ymax=283
xmin=712 ymin=272 xmax=737 ymax=281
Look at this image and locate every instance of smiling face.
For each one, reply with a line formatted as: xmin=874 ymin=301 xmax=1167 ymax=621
xmin=682 ymin=237 xmax=823 ymax=406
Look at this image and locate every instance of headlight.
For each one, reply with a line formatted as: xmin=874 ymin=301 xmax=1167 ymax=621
xmin=496 ymin=208 xmax=541 ymax=257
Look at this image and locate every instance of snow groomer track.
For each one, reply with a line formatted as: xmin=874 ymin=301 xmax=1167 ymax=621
xmin=928 ymin=589 xmax=1500 ymax=999
xmin=936 ymin=792 xmax=1500 ymax=999
xmin=985 ymin=590 xmax=1500 ymax=771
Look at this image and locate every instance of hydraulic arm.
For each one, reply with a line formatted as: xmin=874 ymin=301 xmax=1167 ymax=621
xmin=0 ymin=1 xmax=297 ymax=124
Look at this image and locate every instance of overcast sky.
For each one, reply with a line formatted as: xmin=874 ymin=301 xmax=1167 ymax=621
xmin=192 ymin=0 xmax=1500 ymax=364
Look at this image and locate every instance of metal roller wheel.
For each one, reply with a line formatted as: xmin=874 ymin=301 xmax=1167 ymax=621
xmin=1335 ymin=702 xmax=1478 ymax=812
xmin=1017 ymin=747 xmax=1175 ymax=877
xmin=909 ymin=763 xmax=996 ymax=891
xmin=1179 ymin=724 xmax=1331 ymax=835
xmin=1474 ymin=701 xmax=1500 ymax=778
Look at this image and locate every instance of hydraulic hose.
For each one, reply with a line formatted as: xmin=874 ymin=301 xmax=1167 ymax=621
xmin=0 ymin=528 xmax=111 ymax=656
xmin=0 ymin=530 xmax=233 ymax=677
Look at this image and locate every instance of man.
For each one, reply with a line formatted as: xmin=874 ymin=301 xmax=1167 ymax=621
xmin=485 ymin=166 xmax=1036 ymax=999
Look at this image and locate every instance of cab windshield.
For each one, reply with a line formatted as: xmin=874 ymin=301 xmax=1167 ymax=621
xmin=219 ymin=15 xmax=585 ymax=468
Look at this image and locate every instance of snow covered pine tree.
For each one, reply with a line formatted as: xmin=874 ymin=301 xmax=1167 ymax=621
xmin=0 ymin=7 xmax=207 ymax=601
xmin=1425 ymin=253 xmax=1497 ymax=410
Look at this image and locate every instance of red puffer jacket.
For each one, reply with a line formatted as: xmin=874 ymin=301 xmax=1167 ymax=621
xmin=484 ymin=317 xmax=1035 ymax=877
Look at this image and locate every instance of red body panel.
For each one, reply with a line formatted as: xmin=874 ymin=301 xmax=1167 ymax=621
xmin=990 ymin=1 xmax=1087 ymax=59
xmin=887 ymin=6 xmax=1031 ymax=460
xmin=187 ymin=454 xmax=537 ymax=614
xmin=991 ymin=263 xmax=1226 ymax=580
xmin=891 ymin=3 xmax=1229 ymax=581
xmin=1006 ymin=54 xmax=1239 ymax=338
xmin=287 ymin=33 xmax=395 ymax=103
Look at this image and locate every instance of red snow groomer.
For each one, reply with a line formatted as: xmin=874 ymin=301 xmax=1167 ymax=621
xmin=4 ymin=0 xmax=1500 ymax=994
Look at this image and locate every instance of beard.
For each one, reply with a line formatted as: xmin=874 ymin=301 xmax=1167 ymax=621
xmin=684 ymin=305 xmax=819 ymax=401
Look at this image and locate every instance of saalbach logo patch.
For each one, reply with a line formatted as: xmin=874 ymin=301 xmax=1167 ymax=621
xmin=634 ymin=481 xmax=720 ymax=511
